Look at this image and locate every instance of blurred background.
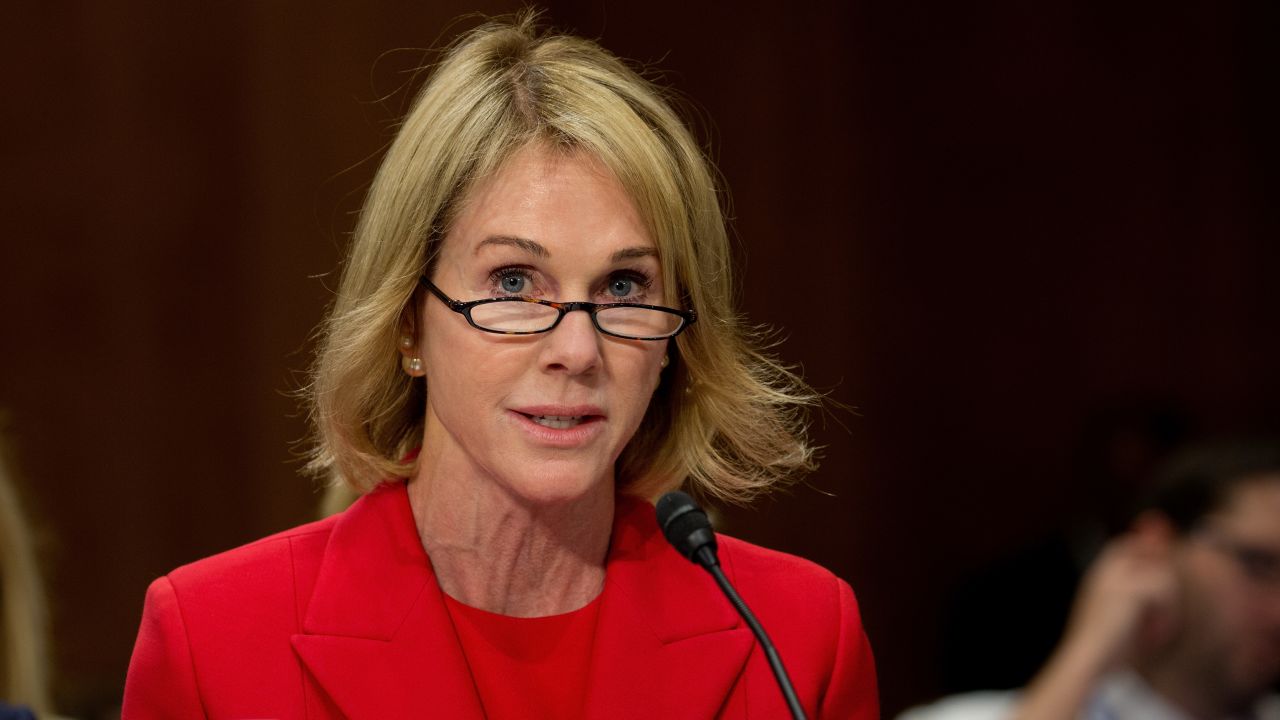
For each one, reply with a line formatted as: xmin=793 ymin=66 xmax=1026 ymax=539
xmin=1 ymin=1 xmax=1276 ymax=717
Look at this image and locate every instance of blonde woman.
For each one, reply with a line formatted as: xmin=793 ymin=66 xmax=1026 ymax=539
xmin=124 ymin=15 xmax=877 ymax=719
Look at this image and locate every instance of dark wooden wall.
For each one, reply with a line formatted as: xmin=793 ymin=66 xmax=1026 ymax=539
xmin=2 ymin=2 xmax=1275 ymax=716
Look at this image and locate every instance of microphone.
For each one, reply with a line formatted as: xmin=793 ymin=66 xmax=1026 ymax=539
xmin=655 ymin=492 xmax=808 ymax=720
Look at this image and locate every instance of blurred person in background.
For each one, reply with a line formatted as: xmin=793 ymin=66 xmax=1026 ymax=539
xmin=939 ymin=404 xmax=1193 ymax=692
xmin=0 ymin=425 xmax=60 ymax=720
xmin=902 ymin=436 xmax=1280 ymax=720
xmin=121 ymin=13 xmax=877 ymax=719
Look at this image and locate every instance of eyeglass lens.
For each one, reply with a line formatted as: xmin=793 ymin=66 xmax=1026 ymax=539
xmin=469 ymin=302 xmax=682 ymax=338
xmin=1200 ymin=530 xmax=1280 ymax=589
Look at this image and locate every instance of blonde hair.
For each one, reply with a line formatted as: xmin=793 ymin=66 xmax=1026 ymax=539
xmin=0 ymin=430 xmax=54 ymax=714
xmin=307 ymin=12 xmax=818 ymax=504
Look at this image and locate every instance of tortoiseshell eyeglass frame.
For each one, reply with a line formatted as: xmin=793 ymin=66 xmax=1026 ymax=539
xmin=418 ymin=275 xmax=697 ymax=341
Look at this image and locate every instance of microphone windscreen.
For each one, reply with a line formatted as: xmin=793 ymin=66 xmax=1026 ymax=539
xmin=656 ymin=491 xmax=717 ymax=562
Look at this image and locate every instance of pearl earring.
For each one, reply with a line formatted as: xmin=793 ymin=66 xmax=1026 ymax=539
xmin=399 ymin=335 xmax=414 ymax=350
xmin=402 ymin=356 xmax=424 ymax=375
xmin=660 ymin=355 xmax=670 ymax=369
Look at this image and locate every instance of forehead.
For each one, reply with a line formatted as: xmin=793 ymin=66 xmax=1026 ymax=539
xmin=1212 ymin=476 xmax=1280 ymax=540
xmin=443 ymin=144 xmax=654 ymax=261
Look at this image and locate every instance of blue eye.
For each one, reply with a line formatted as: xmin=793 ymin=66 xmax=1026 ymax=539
xmin=499 ymin=274 xmax=526 ymax=294
xmin=608 ymin=277 xmax=634 ymax=297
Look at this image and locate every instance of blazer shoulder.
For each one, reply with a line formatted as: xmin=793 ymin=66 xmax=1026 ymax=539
xmin=130 ymin=516 xmax=339 ymax=719
xmin=165 ymin=515 xmax=336 ymax=598
xmin=716 ymin=534 xmax=878 ymax=717
xmin=715 ymin=533 xmax=861 ymax=648
xmin=717 ymin=533 xmax=842 ymax=593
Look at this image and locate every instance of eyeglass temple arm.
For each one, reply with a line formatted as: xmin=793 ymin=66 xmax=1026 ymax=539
xmin=419 ymin=275 xmax=468 ymax=310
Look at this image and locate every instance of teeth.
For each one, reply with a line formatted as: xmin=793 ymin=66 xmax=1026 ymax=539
xmin=531 ymin=415 xmax=585 ymax=429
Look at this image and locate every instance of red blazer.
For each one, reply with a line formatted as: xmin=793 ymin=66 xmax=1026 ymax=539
xmin=123 ymin=483 xmax=878 ymax=719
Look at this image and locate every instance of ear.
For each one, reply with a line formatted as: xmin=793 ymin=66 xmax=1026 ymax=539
xmin=398 ymin=297 xmax=419 ymax=359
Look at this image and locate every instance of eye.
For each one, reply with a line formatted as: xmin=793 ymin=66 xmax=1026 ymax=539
xmin=602 ymin=270 xmax=653 ymax=302
xmin=488 ymin=267 xmax=535 ymax=296
xmin=608 ymin=277 xmax=635 ymax=297
xmin=501 ymin=274 xmax=526 ymax=294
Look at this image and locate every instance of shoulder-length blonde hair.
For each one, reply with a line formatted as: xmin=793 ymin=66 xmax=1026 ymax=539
xmin=307 ymin=12 xmax=818 ymax=504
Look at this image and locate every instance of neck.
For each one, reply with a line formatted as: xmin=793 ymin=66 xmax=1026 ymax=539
xmin=407 ymin=446 xmax=613 ymax=618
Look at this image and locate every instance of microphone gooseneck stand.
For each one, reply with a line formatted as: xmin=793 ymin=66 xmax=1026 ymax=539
xmin=656 ymin=492 xmax=808 ymax=720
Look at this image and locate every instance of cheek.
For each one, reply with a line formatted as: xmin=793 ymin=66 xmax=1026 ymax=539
xmin=420 ymin=315 xmax=499 ymax=410
xmin=618 ymin=348 xmax=667 ymax=420
xmin=621 ymin=344 xmax=666 ymax=392
xmin=1183 ymin=554 xmax=1256 ymax=642
xmin=424 ymin=337 xmax=518 ymax=401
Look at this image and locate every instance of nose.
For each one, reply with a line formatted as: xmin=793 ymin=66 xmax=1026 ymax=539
xmin=540 ymin=307 xmax=602 ymax=375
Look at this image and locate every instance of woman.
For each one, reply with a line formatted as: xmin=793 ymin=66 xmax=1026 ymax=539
xmin=124 ymin=14 xmax=877 ymax=719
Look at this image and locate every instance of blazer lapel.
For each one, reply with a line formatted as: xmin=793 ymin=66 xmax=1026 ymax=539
xmin=290 ymin=487 xmax=751 ymax=719
xmin=290 ymin=483 xmax=485 ymax=719
xmin=583 ymin=497 xmax=753 ymax=719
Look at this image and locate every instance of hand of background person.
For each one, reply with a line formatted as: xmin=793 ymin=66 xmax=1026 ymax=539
xmin=1059 ymin=513 xmax=1180 ymax=669
xmin=1012 ymin=514 xmax=1179 ymax=720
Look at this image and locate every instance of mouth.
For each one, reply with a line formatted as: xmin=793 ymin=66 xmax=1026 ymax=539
xmin=522 ymin=414 xmax=594 ymax=429
xmin=510 ymin=405 xmax=606 ymax=442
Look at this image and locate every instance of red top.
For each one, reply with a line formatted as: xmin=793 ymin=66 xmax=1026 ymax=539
xmin=443 ymin=593 xmax=603 ymax=720
xmin=124 ymin=484 xmax=879 ymax=719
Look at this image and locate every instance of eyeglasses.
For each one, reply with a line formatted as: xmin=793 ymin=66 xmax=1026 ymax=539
xmin=419 ymin=276 xmax=697 ymax=341
xmin=1195 ymin=529 xmax=1280 ymax=590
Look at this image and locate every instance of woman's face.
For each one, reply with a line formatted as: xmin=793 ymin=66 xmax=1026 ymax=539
xmin=412 ymin=144 xmax=668 ymax=504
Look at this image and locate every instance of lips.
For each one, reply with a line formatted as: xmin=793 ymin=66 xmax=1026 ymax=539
xmin=513 ymin=405 xmax=605 ymax=421
xmin=527 ymin=414 xmax=589 ymax=429
xmin=510 ymin=405 xmax=606 ymax=446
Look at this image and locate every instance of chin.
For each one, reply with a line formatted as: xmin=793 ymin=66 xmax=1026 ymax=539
xmin=499 ymin=460 xmax=614 ymax=507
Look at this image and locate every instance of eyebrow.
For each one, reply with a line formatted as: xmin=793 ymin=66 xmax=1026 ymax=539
xmin=477 ymin=235 xmax=549 ymax=258
xmin=611 ymin=246 xmax=658 ymax=262
xmin=476 ymin=235 xmax=659 ymax=263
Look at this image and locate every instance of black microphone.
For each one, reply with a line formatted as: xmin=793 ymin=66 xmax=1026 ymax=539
xmin=655 ymin=492 xmax=808 ymax=720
